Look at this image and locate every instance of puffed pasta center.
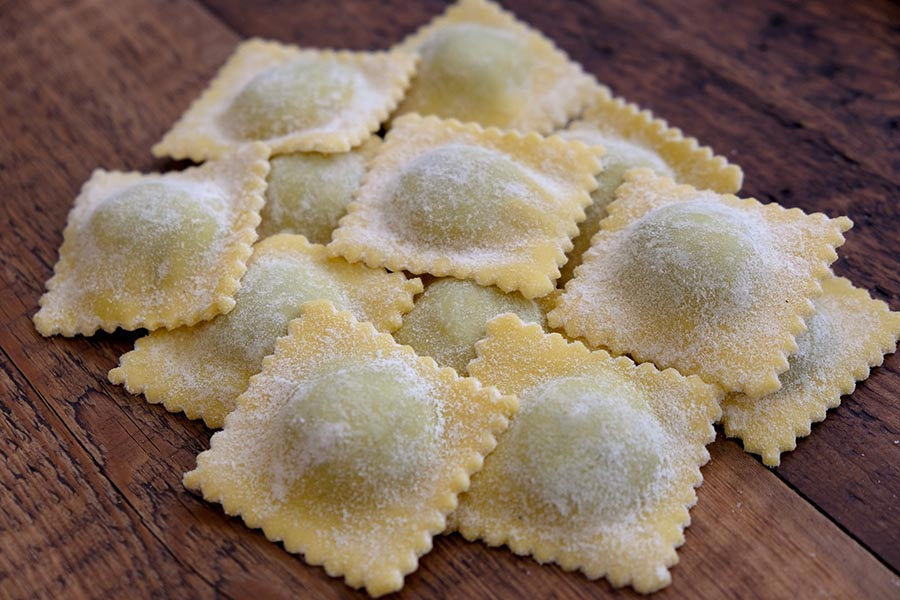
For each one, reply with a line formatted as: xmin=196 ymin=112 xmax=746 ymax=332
xmin=508 ymin=374 xmax=666 ymax=523
xmin=618 ymin=200 xmax=771 ymax=324
xmin=417 ymin=24 xmax=529 ymax=122
xmin=276 ymin=359 xmax=441 ymax=503
xmin=389 ymin=144 xmax=548 ymax=251
xmin=223 ymin=60 xmax=360 ymax=140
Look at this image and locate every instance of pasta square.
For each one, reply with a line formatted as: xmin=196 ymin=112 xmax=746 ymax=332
xmin=549 ymin=169 xmax=852 ymax=398
xmin=393 ymin=0 xmax=593 ymax=133
xmin=109 ymin=234 xmax=421 ymax=428
xmin=183 ymin=301 xmax=517 ymax=597
xmin=557 ymin=83 xmax=744 ymax=283
xmin=455 ymin=314 xmax=722 ymax=593
xmin=34 ymin=143 xmax=269 ymax=337
xmin=722 ymin=275 xmax=900 ymax=466
xmin=153 ymin=39 xmax=416 ymax=162
xmin=328 ymin=114 xmax=601 ymax=299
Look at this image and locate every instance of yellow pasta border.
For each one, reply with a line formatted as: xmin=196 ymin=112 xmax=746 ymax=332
xmin=568 ymin=82 xmax=743 ymax=193
xmin=456 ymin=314 xmax=721 ymax=593
xmin=153 ymin=39 xmax=416 ymax=162
xmin=722 ymin=275 xmax=900 ymax=466
xmin=557 ymin=82 xmax=744 ymax=283
xmin=109 ymin=234 xmax=423 ymax=428
xmin=34 ymin=143 xmax=269 ymax=337
xmin=329 ymin=114 xmax=601 ymax=299
xmin=183 ymin=300 xmax=517 ymax=596
xmin=393 ymin=0 xmax=594 ymax=133
xmin=549 ymin=169 xmax=852 ymax=398
xmin=392 ymin=277 xmax=545 ymax=375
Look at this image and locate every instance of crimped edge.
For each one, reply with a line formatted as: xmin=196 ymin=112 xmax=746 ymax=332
xmin=459 ymin=313 xmax=722 ymax=593
xmin=550 ymin=168 xmax=852 ymax=398
xmin=33 ymin=142 xmax=270 ymax=337
xmin=108 ymin=233 xmax=423 ymax=429
xmin=108 ymin=331 xmax=230 ymax=429
xmin=393 ymin=0 xmax=594 ymax=134
xmin=329 ymin=113 xmax=601 ymax=299
xmin=183 ymin=300 xmax=517 ymax=597
xmin=569 ymin=81 xmax=743 ymax=193
xmin=262 ymin=233 xmax=424 ymax=333
xmin=722 ymin=275 xmax=900 ymax=466
xmin=153 ymin=38 xmax=417 ymax=162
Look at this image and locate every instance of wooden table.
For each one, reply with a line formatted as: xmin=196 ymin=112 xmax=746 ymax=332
xmin=2 ymin=1 xmax=898 ymax=598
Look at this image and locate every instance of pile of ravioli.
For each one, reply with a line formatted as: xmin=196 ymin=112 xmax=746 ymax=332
xmin=34 ymin=0 xmax=900 ymax=596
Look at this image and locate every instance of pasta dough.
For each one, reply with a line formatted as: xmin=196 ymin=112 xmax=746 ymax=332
xmin=393 ymin=278 xmax=544 ymax=374
xmin=393 ymin=0 xmax=593 ymax=133
xmin=549 ymin=169 xmax=852 ymax=398
xmin=109 ymin=234 xmax=421 ymax=428
xmin=153 ymin=39 xmax=416 ymax=161
xmin=557 ymin=84 xmax=743 ymax=283
xmin=329 ymin=114 xmax=601 ymax=298
xmin=183 ymin=301 xmax=517 ymax=596
xmin=34 ymin=143 xmax=269 ymax=337
xmin=454 ymin=314 xmax=722 ymax=593
xmin=258 ymin=138 xmax=380 ymax=243
xmin=722 ymin=275 xmax=900 ymax=466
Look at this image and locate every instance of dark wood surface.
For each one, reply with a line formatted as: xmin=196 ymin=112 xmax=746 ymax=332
xmin=1 ymin=0 xmax=898 ymax=598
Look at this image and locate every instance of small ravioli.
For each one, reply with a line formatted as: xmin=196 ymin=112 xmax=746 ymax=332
xmin=454 ymin=314 xmax=722 ymax=593
xmin=258 ymin=138 xmax=381 ymax=243
xmin=183 ymin=301 xmax=517 ymax=597
xmin=722 ymin=275 xmax=900 ymax=466
xmin=109 ymin=234 xmax=421 ymax=428
xmin=550 ymin=169 xmax=852 ymax=398
xmin=34 ymin=143 xmax=269 ymax=337
xmin=557 ymin=84 xmax=744 ymax=283
xmin=393 ymin=0 xmax=593 ymax=133
xmin=153 ymin=39 xmax=416 ymax=161
xmin=329 ymin=114 xmax=601 ymax=299
xmin=394 ymin=278 xmax=544 ymax=374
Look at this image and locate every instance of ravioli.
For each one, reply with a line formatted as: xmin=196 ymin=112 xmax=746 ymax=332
xmin=329 ymin=114 xmax=601 ymax=299
xmin=183 ymin=301 xmax=517 ymax=597
xmin=153 ymin=39 xmax=416 ymax=161
xmin=557 ymin=84 xmax=744 ymax=283
xmin=393 ymin=0 xmax=593 ymax=133
xmin=34 ymin=143 xmax=269 ymax=337
xmin=258 ymin=138 xmax=380 ymax=244
xmin=109 ymin=234 xmax=421 ymax=428
xmin=722 ymin=275 xmax=900 ymax=466
xmin=549 ymin=169 xmax=852 ymax=398
xmin=393 ymin=278 xmax=544 ymax=374
xmin=454 ymin=314 xmax=722 ymax=593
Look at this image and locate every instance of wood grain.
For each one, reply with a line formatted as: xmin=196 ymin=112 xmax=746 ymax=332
xmin=1 ymin=0 xmax=899 ymax=598
xmin=0 ymin=348 xmax=209 ymax=598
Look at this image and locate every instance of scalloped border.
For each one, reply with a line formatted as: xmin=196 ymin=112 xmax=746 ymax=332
xmin=457 ymin=313 xmax=721 ymax=593
xmin=549 ymin=168 xmax=852 ymax=398
xmin=392 ymin=0 xmax=594 ymax=134
xmin=722 ymin=275 xmax=900 ymax=466
xmin=183 ymin=300 xmax=517 ymax=597
xmin=392 ymin=278 xmax=547 ymax=375
xmin=108 ymin=233 xmax=423 ymax=428
xmin=153 ymin=38 xmax=417 ymax=162
xmin=328 ymin=113 xmax=601 ymax=299
xmin=33 ymin=142 xmax=270 ymax=337
xmin=566 ymin=81 xmax=743 ymax=194
xmin=557 ymin=81 xmax=744 ymax=283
